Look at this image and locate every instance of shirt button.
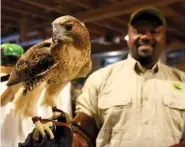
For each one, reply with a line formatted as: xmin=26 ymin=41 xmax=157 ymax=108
xmin=144 ymin=120 xmax=149 ymax=125
xmin=145 ymin=97 xmax=148 ymax=101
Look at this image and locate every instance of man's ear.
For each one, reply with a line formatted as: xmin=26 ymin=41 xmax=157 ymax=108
xmin=125 ymin=34 xmax=129 ymax=47
xmin=126 ymin=24 xmax=135 ymax=49
xmin=126 ymin=24 xmax=132 ymax=48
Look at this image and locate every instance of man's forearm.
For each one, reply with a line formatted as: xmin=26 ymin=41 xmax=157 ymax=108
xmin=71 ymin=112 xmax=99 ymax=147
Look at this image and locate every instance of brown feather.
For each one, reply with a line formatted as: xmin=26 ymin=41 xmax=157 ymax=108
xmin=1 ymin=83 xmax=22 ymax=106
xmin=7 ymin=40 xmax=57 ymax=86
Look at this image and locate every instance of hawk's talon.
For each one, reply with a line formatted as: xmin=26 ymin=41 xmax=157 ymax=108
xmin=34 ymin=120 xmax=54 ymax=139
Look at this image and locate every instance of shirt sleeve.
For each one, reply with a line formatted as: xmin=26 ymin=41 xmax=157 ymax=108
xmin=75 ymin=72 xmax=102 ymax=128
xmin=183 ymin=126 xmax=185 ymax=140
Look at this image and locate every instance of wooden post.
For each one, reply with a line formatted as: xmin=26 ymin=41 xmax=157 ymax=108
xmin=20 ymin=16 xmax=28 ymax=42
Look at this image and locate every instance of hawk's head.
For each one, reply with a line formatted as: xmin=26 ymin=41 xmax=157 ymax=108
xmin=52 ymin=15 xmax=90 ymax=47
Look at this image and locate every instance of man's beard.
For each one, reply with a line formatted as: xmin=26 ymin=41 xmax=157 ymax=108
xmin=135 ymin=39 xmax=156 ymax=66
xmin=136 ymin=53 xmax=155 ymax=66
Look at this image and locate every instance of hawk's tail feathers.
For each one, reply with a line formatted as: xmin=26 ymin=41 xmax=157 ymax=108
xmin=13 ymin=82 xmax=46 ymax=117
xmin=1 ymin=83 xmax=22 ymax=107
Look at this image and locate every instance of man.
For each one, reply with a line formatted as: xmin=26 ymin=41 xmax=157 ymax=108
xmin=72 ymin=6 xmax=185 ymax=147
xmin=20 ymin=6 xmax=185 ymax=147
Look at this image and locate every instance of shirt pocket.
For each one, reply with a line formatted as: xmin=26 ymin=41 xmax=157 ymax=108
xmin=97 ymin=94 xmax=133 ymax=143
xmin=163 ymin=94 xmax=185 ymax=137
xmin=98 ymin=93 xmax=132 ymax=131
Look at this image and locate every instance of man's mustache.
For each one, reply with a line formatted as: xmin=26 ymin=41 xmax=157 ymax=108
xmin=136 ymin=39 xmax=157 ymax=48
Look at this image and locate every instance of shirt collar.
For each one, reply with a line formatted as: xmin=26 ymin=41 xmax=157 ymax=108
xmin=126 ymin=54 xmax=160 ymax=74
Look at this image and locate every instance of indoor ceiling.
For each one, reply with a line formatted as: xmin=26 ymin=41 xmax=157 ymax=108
xmin=1 ymin=0 xmax=185 ymax=53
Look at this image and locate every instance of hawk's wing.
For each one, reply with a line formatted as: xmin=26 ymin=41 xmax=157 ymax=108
xmin=7 ymin=39 xmax=58 ymax=86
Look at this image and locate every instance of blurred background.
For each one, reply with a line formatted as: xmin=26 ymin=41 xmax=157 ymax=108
xmin=1 ymin=0 xmax=185 ymax=111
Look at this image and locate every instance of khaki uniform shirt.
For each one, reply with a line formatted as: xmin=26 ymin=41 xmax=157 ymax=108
xmin=76 ymin=55 xmax=185 ymax=147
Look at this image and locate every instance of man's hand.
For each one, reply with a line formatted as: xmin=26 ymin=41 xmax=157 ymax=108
xmin=170 ymin=139 xmax=185 ymax=147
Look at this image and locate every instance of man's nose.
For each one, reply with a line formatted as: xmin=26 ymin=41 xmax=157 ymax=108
xmin=141 ymin=32 xmax=153 ymax=40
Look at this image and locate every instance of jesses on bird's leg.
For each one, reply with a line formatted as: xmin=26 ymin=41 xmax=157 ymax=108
xmin=51 ymin=106 xmax=71 ymax=123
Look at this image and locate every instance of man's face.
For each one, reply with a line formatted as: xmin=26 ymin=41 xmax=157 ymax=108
xmin=127 ymin=20 xmax=166 ymax=66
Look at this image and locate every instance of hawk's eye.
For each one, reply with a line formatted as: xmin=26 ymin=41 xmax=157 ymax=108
xmin=65 ymin=24 xmax=73 ymax=31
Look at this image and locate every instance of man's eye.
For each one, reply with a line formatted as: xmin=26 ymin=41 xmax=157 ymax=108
xmin=136 ymin=29 xmax=145 ymax=34
xmin=151 ymin=30 xmax=160 ymax=34
xmin=65 ymin=24 xmax=73 ymax=31
xmin=151 ymin=30 xmax=156 ymax=34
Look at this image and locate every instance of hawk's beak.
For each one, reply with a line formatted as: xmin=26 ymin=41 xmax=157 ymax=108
xmin=52 ymin=26 xmax=65 ymax=43
xmin=52 ymin=27 xmax=73 ymax=43
xmin=52 ymin=31 xmax=61 ymax=43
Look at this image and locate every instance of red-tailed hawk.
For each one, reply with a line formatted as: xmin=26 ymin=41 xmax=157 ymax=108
xmin=1 ymin=15 xmax=92 ymax=139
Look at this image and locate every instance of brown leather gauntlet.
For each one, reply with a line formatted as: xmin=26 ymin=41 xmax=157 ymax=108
xmin=71 ymin=112 xmax=99 ymax=147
